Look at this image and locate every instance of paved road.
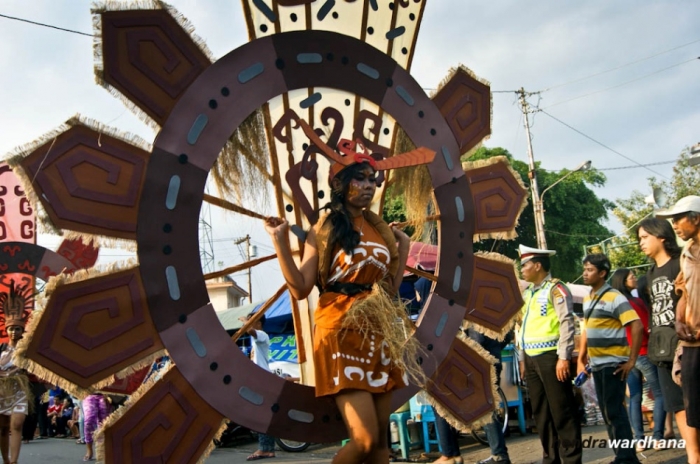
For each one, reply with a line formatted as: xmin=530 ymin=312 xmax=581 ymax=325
xmin=16 ymin=425 xmax=688 ymax=463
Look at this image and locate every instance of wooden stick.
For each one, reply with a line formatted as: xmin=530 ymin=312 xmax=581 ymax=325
xmin=231 ymin=284 xmax=288 ymax=343
xmin=203 ymin=193 xmax=267 ymax=220
xmin=204 ymin=251 xmax=297 ymax=281
xmin=405 ymin=265 xmax=437 ymax=282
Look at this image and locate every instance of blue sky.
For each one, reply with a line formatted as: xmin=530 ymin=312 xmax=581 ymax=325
xmin=1 ymin=0 xmax=698 ymax=298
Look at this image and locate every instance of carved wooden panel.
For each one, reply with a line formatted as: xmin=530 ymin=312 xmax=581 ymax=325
xmin=466 ymin=160 xmax=527 ymax=235
xmin=100 ymin=9 xmax=212 ymax=125
xmin=427 ymin=336 xmax=494 ymax=425
xmin=19 ymin=125 xmax=150 ymax=239
xmin=25 ymin=268 xmax=163 ymax=388
xmin=432 ymin=67 xmax=491 ymax=156
xmin=101 ymin=367 xmax=224 ymax=464
xmin=466 ymin=255 xmax=524 ymax=333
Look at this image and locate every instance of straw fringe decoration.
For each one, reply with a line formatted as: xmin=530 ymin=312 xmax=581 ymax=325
xmin=426 ymin=334 xmax=499 ymax=432
xmin=42 ymin=259 xmax=138 ymax=298
xmin=387 ymin=127 xmax=436 ymax=241
xmin=69 ymin=114 xmax=153 ymax=152
xmin=432 ymin=64 xmax=493 ymax=161
xmin=461 ymin=251 xmax=521 ymax=341
xmin=211 ymin=109 xmax=271 ymax=211
xmin=340 ymin=284 xmax=427 ymax=388
xmin=91 ymin=0 xmax=215 ymax=131
xmin=197 ymin=419 xmax=230 ymax=463
xmin=62 ymin=230 xmax=137 ymax=253
xmin=98 ymin=348 xmax=167 ymax=392
xmin=462 ymin=156 xmax=528 ymax=241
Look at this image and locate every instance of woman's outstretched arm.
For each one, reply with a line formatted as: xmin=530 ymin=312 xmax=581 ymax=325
xmin=265 ymin=217 xmax=319 ymax=300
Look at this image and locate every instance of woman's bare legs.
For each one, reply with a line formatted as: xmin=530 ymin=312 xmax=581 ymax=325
xmin=0 ymin=415 xmax=9 ymax=464
xmin=333 ymin=390 xmax=393 ymax=464
xmin=8 ymin=413 xmax=25 ymax=464
xmin=366 ymin=392 xmax=393 ymax=464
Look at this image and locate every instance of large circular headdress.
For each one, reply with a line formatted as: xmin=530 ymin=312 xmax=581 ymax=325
xmin=7 ymin=1 xmax=527 ymax=462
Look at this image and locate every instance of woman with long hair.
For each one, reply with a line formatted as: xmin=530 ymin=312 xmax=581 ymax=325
xmin=610 ymin=268 xmax=665 ymax=449
xmin=265 ymin=136 xmax=432 ymax=463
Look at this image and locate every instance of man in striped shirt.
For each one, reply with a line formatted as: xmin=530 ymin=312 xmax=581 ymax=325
xmin=578 ymin=253 xmax=643 ymax=464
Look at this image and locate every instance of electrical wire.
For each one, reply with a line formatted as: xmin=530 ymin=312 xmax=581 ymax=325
xmin=545 ymin=229 xmax=612 ymax=239
xmin=597 ymin=160 xmax=676 ymax=171
xmin=596 ymin=211 xmax=654 ymax=247
xmin=543 ymin=57 xmax=699 ymax=109
xmin=542 ymin=38 xmax=700 ymax=92
xmin=0 ymin=13 xmax=93 ymax=37
xmin=538 ymin=110 xmax=670 ymax=180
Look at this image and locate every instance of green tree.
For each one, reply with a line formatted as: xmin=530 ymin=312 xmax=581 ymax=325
xmin=611 ymin=147 xmax=700 ymax=270
xmin=383 ymin=146 xmax=615 ymax=282
xmin=467 ymin=147 xmax=613 ymax=282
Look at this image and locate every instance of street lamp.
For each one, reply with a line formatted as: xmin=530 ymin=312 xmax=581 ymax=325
xmin=690 ymin=142 xmax=700 ymax=167
xmin=532 ymin=160 xmax=592 ymax=249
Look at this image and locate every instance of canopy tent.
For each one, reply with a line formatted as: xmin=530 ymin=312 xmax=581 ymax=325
xmin=217 ymin=290 xmax=294 ymax=334
xmin=216 ymin=301 xmax=259 ymax=331
xmin=405 ymin=241 xmax=438 ymax=275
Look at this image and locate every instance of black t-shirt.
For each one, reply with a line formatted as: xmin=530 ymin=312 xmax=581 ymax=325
xmin=646 ymin=257 xmax=681 ymax=328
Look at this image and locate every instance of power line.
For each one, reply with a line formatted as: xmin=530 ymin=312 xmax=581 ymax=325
xmin=542 ymin=38 xmax=700 ymax=92
xmin=538 ymin=110 xmax=670 ymax=180
xmin=597 ymin=160 xmax=676 ymax=171
xmin=543 ymin=57 xmax=699 ymax=109
xmin=545 ymin=229 xmax=610 ymax=239
xmin=0 ymin=13 xmax=93 ymax=37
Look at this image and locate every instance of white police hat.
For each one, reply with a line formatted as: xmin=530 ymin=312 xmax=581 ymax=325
xmin=518 ymin=244 xmax=556 ymax=265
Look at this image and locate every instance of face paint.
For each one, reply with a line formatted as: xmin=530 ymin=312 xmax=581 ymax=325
xmin=344 ymin=166 xmax=377 ymax=210
xmin=347 ymin=181 xmax=362 ymax=198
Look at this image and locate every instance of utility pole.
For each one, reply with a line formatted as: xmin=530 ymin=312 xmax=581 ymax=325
xmin=518 ymin=88 xmax=547 ymax=249
xmin=235 ymin=235 xmax=254 ymax=302
xmin=198 ymin=196 xmax=215 ymax=274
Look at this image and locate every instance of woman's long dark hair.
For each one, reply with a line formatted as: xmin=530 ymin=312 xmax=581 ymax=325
xmin=610 ymin=268 xmax=634 ymax=300
xmin=636 ymin=217 xmax=682 ymax=259
xmin=321 ymin=163 xmax=374 ymax=254
xmin=636 ymin=274 xmax=652 ymax=309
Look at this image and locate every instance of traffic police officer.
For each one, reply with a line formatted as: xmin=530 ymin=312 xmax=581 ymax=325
xmin=518 ymin=245 xmax=582 ymax=464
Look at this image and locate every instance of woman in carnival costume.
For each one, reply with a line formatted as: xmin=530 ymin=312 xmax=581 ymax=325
xmin=0 ymin=281 xmax=33 ymax=464
xmin=265 ymin=115 xmax=434 ymax=464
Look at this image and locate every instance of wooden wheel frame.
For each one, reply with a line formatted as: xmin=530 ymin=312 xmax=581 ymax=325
xmin=7 ymin=3 xmax=527 ymax=462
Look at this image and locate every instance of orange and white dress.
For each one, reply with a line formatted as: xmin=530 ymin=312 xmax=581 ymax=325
xmin=312 ymin=215 xmax=408 ymax=397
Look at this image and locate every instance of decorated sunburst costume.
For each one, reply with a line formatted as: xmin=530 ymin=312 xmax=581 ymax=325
xmin=5 ymin=1 xmax=529 ymax=462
